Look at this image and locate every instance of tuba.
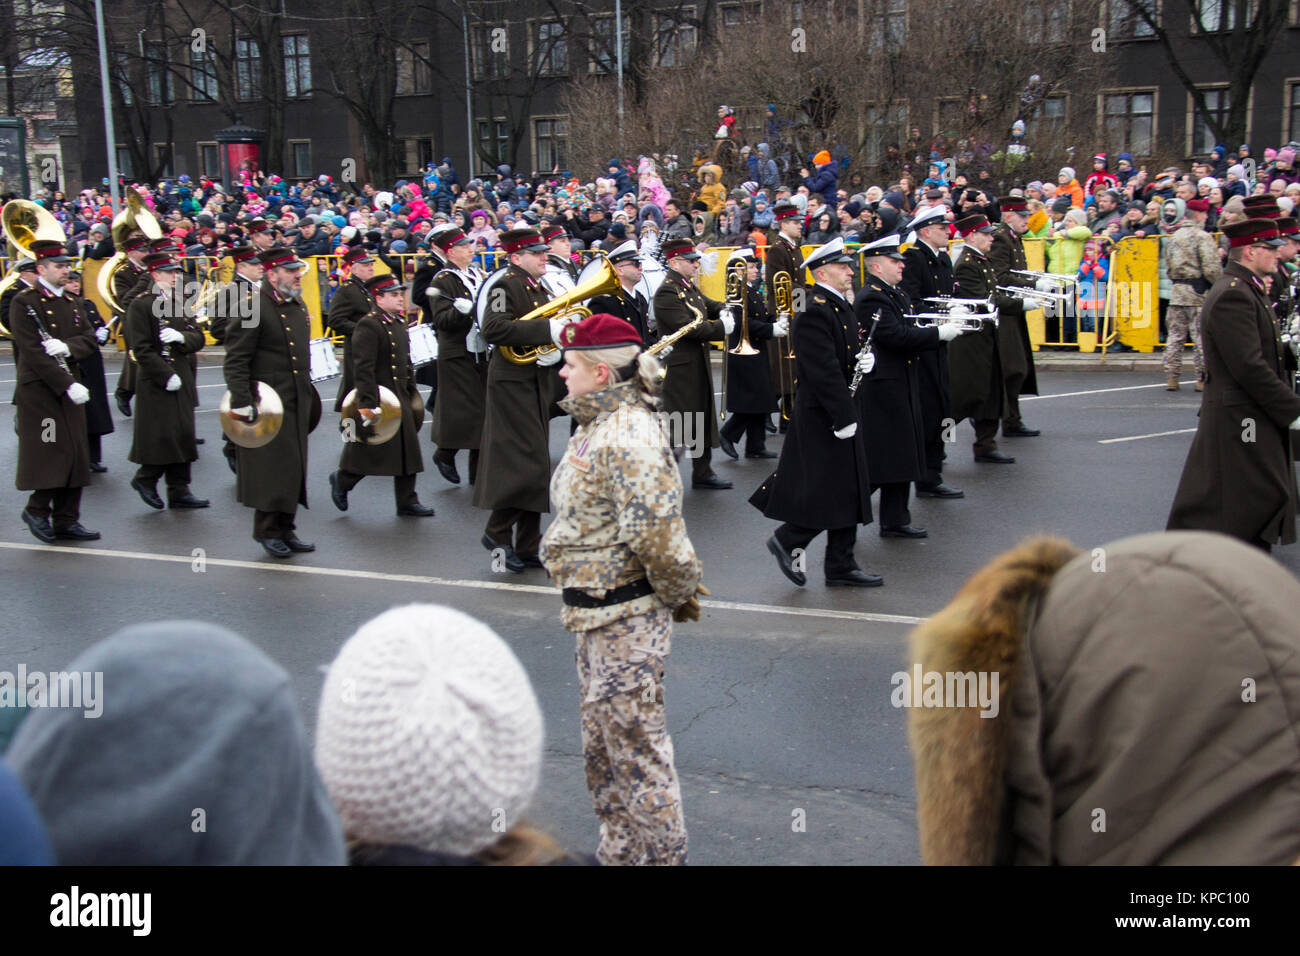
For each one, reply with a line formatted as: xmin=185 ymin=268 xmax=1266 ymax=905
xmin=497 ymin=256 xmax=622 ymax=365
xmin=0 ymin=200 xmax=69 ymax=334
xmin=97 ymin=190 xmax=163 ymax=319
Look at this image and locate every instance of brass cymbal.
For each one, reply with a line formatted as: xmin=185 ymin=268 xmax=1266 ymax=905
xmin=341 ymin=385 xmax=403 ymax=445
xmin=218 ymin=381 xmax=284 ymax=448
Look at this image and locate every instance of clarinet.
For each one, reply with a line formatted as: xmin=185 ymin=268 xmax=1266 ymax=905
xmin=26 ymin=303 xmax=72 ymax=375
xmin=849 ymin=317 xmax=879 ymax=397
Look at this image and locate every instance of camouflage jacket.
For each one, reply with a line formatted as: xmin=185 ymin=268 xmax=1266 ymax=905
xmin=541 ymin=380 xmax=702 ymax=632
xmin=1163 ymin=222 xmax=1222 ymax=307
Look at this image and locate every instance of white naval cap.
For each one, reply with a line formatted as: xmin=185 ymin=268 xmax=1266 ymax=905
xmin=906 ymin=205 xmax=948 ymax=231
xmin=803 ymin=236 xmax=855 ymax=272
xmin=859 ymin=233 xmax=907 ymax=260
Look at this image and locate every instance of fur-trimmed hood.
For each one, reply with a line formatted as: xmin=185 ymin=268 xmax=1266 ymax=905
xmin=909 ymin=531 xmax=1300 ymax=865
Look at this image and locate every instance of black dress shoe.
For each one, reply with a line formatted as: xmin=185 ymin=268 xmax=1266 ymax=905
xmin=54 ymin=522 xmax=101 ymax=541
xmin=257 ymin=537 xmax=293 ymax=558
xmin=692 ymin=474 xmax=733 ymax=490
xmin=764 ymin=417 xmax=777 ymax=434
xmin=766 ymin=534 xmax=807 ymax=587
xmin=1002 ymin=425 xmax=1041 ymax=437
xmin=745 ymin=449 xmax=778 ymax=459
xmin=397 ymin=502 xmax=436 ymax=517
xmin=89 ymin=461 xmax=108 ymax=474
xmin=169 ymin=492 xmax=210 ymax=509
xmin=329 ymin=471 xmax=348 ymax=511
xmin=975 ymin=450 xmax=1016 ymax=464
xmin=481 ymin=533 xmax=525 ymax=573
xmin=131 ymin=477 xmax=165 ymax=510
xmin=195 ymin=437 xmax=205 ymax=445
xmin=283 ymin=532 xmax=316 ymax=553
xmin=719 ymin=435 xmax=739 ymax=460
xmin=21 ymin=509 xmax=56 ymax=544
xmin=115 ymin=394 xmax=132 ymax=417
xmin=916 ymin=482 xmax=964 ymax=499
xmin=881 ymin=525 xmax=928 ymax=539
xmin=433 ymin=454 xmax=461 ymax=485
xmin=518 ymin=555 xmax=545 ymax=569
xmin=826 ymin=569 xmax=884 ymax=588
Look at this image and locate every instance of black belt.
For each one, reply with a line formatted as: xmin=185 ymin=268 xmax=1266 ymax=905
xmin=562 ymin=578 xmax=654 ymax=608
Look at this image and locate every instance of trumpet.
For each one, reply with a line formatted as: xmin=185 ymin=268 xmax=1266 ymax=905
xmin=914 ymin=313 xmax=999 ymax=332
xmin=923 ymin=296 xmax=998 ymax=314
xmin=998 ymin=270 xmax=1078 ymax=305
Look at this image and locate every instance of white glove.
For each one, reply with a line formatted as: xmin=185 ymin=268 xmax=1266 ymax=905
xmin=66 ymin=382 xmax=90 ymax=405
xmin=937 ymin=324 xmax=966 ymax=342
xmin=165 ymin=374 xmax=182 ymax=392
xmin=549 ymin=317 xmax=569 ymax=346
xmin=1291 ymin=415 xmax=1300 ymax=430
xmin=537 ymin=348 xmax=563 ymax=366
xmin=159 ymin=326 xmax=185 ymax=344
xmin=1035 ymin=277 xmax=1058 ymax=292
xmin=833 ymin=421 xmax=858 ymax=439
xmin=453 ymin=297 xmax=473 ymax=315
xmin=465 ymin=326 xmax=487 ymax=353
xmin=230 ymin=405 xmax=257 ymax=422
xmin=95 ymin=326 xmax=110 ymax=344
xmin=856 ymin=351 xmax=876 ymax=375
xmin=359 ymin=407 xmax=383 ymax=426
xmin=43 ymin=338 xmax=71 ymax=358
xmin=772 ymin=317 xmax=789 ymax=338
xmin=721 ymin=309 xmax=736 ymax=336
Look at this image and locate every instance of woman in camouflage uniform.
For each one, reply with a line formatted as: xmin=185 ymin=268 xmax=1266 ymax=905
xmin=541 ymin=313 xmax=708 ymax=866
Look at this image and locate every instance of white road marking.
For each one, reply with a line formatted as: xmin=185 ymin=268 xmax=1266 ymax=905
xmin=0 ymin=541 xmax=925 ymax=628
xmin=1099 ymin=427 xmax=1197 ymax=444
xmin=1025 ymin=381 xmax=1194 ymax=401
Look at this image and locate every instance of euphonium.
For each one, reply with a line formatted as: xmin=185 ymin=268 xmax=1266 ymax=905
xmin=498 ymin=257 xmax=621 ymax=365
xmin=98 ymin=190 xmax=163 ymax=319
xmin=0 ymin=200 xmax=68 ymax=334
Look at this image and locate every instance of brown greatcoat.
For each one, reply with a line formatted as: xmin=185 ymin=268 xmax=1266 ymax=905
xmin=338 ymin=307 xmax=423 ymax=477
xmin=653 ymin=267 xmax=727 ymax=452
xmin=224 ymin=284 xmax=322 ymax=513
xmin=1167 ymin=261 xmax=1300 ymax=546
xmin=10 ymin=283 xmax=95 ymax=491
xmin=471 ymin=264 xmax=553 ymax=513
xmin=124 ymin=286 xmax=206 ymax=465
xmin=987 ymin=224 xmax=1039 ymax=398
xmin=427 ymin=267 xmax=487 ymax=450
xmin=327 ymin=276 xmax=372 ymax=411
xmin=909 ymin=531 xmax=1300 ymax=865
xmin=764 ymin=233 xmax=802 ymax=397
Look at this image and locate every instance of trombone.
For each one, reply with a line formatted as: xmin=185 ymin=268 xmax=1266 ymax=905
xmin=772 ymin=270 xmax=795 ymax=420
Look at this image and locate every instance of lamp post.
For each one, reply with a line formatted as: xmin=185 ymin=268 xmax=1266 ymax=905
xmin=94 ymin=0 xmax=120 ymax=213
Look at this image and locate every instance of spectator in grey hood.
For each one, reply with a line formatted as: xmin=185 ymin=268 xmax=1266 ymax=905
xmin=6 ymin=621 xmax=346 ymax=865
xmin=0 ymin=761 xmax=53 ymax=865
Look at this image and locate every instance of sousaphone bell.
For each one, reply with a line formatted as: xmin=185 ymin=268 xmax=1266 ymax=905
xmin=218 ymin=381 xmax=284 ymax=448
xmin=341 ymin=385 xmax=403 ymax=445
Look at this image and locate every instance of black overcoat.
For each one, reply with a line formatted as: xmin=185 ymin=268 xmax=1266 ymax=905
xmin=949 ymin=246 xmax=1005 ymax=421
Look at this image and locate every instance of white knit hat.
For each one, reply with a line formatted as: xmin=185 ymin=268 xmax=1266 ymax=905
xmin=314 ymin=604 xmax=544 ymax=856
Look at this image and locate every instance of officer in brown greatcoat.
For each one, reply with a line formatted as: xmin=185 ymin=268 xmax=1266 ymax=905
xmin=327 ymin=245 xmax=376 ymax=412
xmin=10 ymin=240 xmax=100 ymax=542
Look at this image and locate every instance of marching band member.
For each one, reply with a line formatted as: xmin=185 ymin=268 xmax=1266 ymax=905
xmin=765 ymin=201 xmax=803 ymax=430
xmin=326 ymin=245 xmax=376 ymax=412
xmin=224 ymin=247 xmax=322 ymax=559
xmin=752 ymin=238 xmax=876 ymax=587
xmin=901 ymin=205 xmax=963 ymax=499
xmin=719 ymin=247 xmax=784 ymax=460
xmin=543 ymin=224 xmax=579 ymax=292
xmin=949 ymin=214 xmax=1015 ymax=464
xmin=588 ymin=239 xmax=651 ymax=345
xmin=988 ymin=197 xmax=1042 ymax=437
xmin=473 ymin=227 xmax=561 ymax=573
xmin=329 ymin=273 xmax=432 ymax=517
xmin=541 ymin=312 xmax=704 ymax=865
xmin=111 ymin=234 xmax=149 ymax=417
xmin=207 ymin=245 xmax=264 ymax=473
xmin=124 ymin=252 xmax=208 ymax=511
xmin=652 ymin=237 xmax=734 ymax=490
xmin=855 ymin=234 xmax=969 ymax=541
xmin=10 ymin=240 xmax=100 ymax=543
xmin=63 ymin=269 xmax=114 ymax=474
xmin=426 ymin=227 xmax=488 ymax=486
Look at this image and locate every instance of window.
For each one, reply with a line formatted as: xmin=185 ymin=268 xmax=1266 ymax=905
xmin=1025 ymin=0 xmax=1068 ymax=43
xmin=1102 ymin=90 xmax=1154 ymax=155
xmin=397 ymin=41 xmax=431 ymax=95
xmin=473 ymin=25 xmax=508 ymax=80
xmin=477 ymin=118 xmax=511 ymax=165
xmin=865 ymin=103 xmax=908 ymax=163
xmin=190 ymin=47 xmax=217 ymax=101
xmin=402 ymin=137 xmax=434 ymax=172
xmin=113 ymin=52 xmax=133 ymax=106
xmin=1107 ymin=0 xmax=1156 ymax=38
xmin=1288 ymin=81 xmax=1300 ymax=143
xmin=1189 ymin=86 xmax=1230 ymax=155
xmin=655 ymin=9 xmax=697 ymax=67
xmin=116 ymin=145 xmax=133 ymax=179
xmin=145 ymin=42 xmax=174 ymax=106
xmin=589 ymin=15 xmax=630 ymax=74
xmin=283 ymin=35 xmax=311 ymax=98
xmin=720 ymin=2 xmax=761 ymax=29
xmin=936 ymin=97 xmax=964 ymax=137
xmin=1192 ymin=0 xmax=1251 ymax=32
xmin=153 ymin=143 xmax=174 ymax=178
xmin=869 ymin=0 xmax=907 ymax=51
xmin=288 ymin=140 xmax=311 ymax=178
xmin=236 ymin=38 xmax=261 ymax=101
xmin=1031 ymin=94 xmax=1068 ymax=141
xmin=197 ymin=142 xmax=220 ymax=177
xmin=533 ymin=20 xmax=567 ymax=75
xmin=534 ymin=117 xmax=568 ymax=172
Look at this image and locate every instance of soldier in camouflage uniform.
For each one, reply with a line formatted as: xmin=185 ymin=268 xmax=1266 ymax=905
xmin=1162 ymin=198 xmax=1221 ymax=390
xmin=541 ymin=313 xmax=707 ymax=866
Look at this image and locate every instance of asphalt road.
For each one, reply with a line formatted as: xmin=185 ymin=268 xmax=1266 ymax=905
xmin=1 ymin=346 xmax=1293 ymax=864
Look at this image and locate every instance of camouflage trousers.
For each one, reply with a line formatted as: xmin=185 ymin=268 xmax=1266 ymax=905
xmin=1163 ymin=305 xmax=1204 ymax=380
xmin=576 ymin=609 xmax=688 ymax=866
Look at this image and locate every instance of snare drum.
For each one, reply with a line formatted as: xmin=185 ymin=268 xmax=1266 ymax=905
xmin=309 ymin=337 xmax=341 ymax=382
xmin=407 ymin=322 xmax=439 ymax=367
